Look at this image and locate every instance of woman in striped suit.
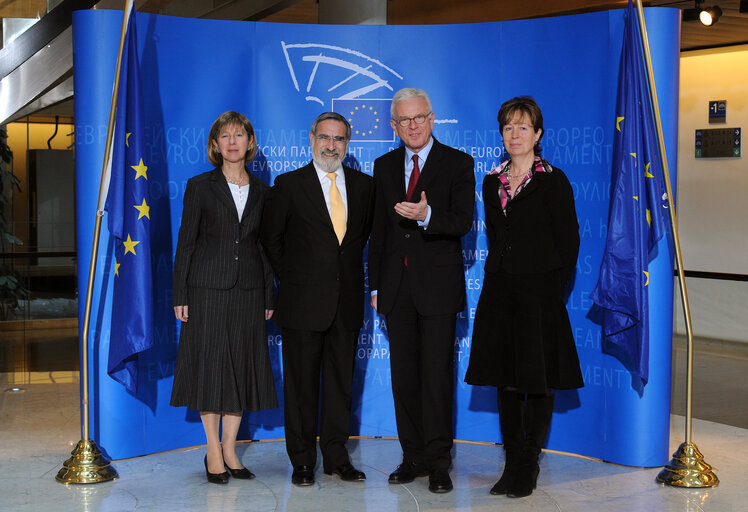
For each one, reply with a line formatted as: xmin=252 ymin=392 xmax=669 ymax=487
xmin=171 ymin=111 xmax=277 ymax=484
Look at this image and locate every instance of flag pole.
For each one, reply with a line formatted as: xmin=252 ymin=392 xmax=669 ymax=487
xmin=55 ymin=0 xmax=134 ymax=484
xmin=632 ymin=0 xmax=717 ymax=488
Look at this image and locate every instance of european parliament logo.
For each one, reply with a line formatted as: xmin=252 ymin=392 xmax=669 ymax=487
xmin=281 ymin=41 xmax=402 ymax=108
xmin=334 ymin=99 xmax=394 ymax=142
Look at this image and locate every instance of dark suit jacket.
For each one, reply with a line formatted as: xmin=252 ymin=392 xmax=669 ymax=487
xmin=368 ymin=138 xmax=475 ymax=316
xmin=172 ymin=167 xmax=273 ymax=307
xmin=482 ymin=166 xmax=580 ymax=288
xmin=260 ymin=162 xmax=375 ymax=332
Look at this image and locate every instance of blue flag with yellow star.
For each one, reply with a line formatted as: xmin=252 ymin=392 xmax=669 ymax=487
xmin=590 ymin=0 xmax=667 ymax=386
xmin=333 ymin=99 xmax=393 ymax=142
xmin=104 ymin=7 xmax=153 ymax=393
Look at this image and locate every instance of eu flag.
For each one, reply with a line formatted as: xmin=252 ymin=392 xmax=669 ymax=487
xmin=104 ymin=7 xmax=153 ymax=393
xmin=333 ymin=98 xmax=394 ymax=142
xmin=590 ymin=0 xmax=667 ymax=386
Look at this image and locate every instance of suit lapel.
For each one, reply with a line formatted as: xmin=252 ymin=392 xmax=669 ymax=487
xmin=241 ymin=173 xmax=262 ymax=224
xmin=208 ymin=168 xmax=239 ymax=221
xmin=410 ymin=138 xmax=443 ymax=200
xmin=389 ymin=147 xmax=407 ymax=201
xmin=512 ymin=171 xmax=547 ymax=203
xmin=300 ymin=164 xmax=339 ymax=243
xmin=342 ymin=166 xmax=362 ymax=243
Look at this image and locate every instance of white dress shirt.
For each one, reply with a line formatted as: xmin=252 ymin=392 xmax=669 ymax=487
xmin=227 ymin=182 xmax=249 ymax=219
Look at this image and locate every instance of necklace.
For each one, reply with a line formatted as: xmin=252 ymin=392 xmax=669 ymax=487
xmin=505 ymin=167 xmax=528 ymax=180
xmin=225 ymin=172 xmax=248 ymax=207
xmin=224 ymin=173 xmax=246 ymax=186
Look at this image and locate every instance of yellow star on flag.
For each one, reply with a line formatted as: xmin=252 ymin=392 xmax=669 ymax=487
xmin=114 ymin=259 xmax=120 ymax=277
xmin=131 ymin=158 xmax=148 ymax=180
xmin=616 ymin=116 xmax=624 ymax=131
xmin=646 ymin=208 xmax=651 ymax=226
xmin=644 ymin=270 xmax=649 ymax=286
xmin=126 ymin=132 xmax=132 ymax=147
xmin=123 ymin=234 xmax=140 ymax=256
xmin=644 ymin=162 xmax=654 ymax=178
xmin=133 ymin=198 xmax=150 ymax=220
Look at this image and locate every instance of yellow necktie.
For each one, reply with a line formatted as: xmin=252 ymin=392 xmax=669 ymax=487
xmin=327 ymin=172 xmax=346 ymax=244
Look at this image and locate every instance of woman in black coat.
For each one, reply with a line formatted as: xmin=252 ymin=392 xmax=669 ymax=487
xmin=465 ymin=97 xmax=583 ymax=498
xmin=171 ymin=111 xmax=277 ymax=484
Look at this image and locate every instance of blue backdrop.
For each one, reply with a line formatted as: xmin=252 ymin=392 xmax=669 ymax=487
xmin=73 ymin=7 xmax=680 ymax=466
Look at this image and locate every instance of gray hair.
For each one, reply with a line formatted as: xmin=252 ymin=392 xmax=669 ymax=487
xmin=310 ymin=112 xmax=351 ymax=140
xmin=391 ymin=88 xmax=433 ymax=119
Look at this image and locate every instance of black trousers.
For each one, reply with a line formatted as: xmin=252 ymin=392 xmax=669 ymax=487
xmin=386 ymin=268 xmax=456 ymax=470
xmin=281 ymin=303 xmax=358 ymax=470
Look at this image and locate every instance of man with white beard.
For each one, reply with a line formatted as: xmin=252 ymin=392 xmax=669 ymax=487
xmin=260 ymin=112 xmax=375 ymax=487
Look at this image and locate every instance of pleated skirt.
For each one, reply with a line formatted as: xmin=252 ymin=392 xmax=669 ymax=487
xmin=464 ymin=269 xmax=584 ymax=393
xmin=170 ymin=286 xmax=278 ymax=413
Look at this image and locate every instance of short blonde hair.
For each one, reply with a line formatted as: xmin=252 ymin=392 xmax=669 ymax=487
xmin=207 ymin=111 xmax=257 ymax=166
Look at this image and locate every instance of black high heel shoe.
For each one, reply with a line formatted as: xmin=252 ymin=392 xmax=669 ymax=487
xmin=225 ymin=463 xmax=255 ymax=480
xmin=204 ymin=455 xmax=229 ymax=484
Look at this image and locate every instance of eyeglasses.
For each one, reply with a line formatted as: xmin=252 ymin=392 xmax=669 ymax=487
xmin=314 ymin=134 xmax=348 ymax=144
xmin=394 ymin=112 xmax=432 ymax=127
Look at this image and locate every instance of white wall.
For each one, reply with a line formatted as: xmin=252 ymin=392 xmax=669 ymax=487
xmin=674 ymin=45 xmax=748 ymax=345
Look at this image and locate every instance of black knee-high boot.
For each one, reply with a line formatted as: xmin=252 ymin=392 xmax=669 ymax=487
xmin=490 ymin=390 xmax=525 ymax=495
xmin=507 ymin=393 xmax=554 ymax=498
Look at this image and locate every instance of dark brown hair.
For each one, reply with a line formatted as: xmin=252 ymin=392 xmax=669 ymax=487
xmin=497 ymin=96 xmax=544 ymax=155
xmin=207 ymin=111 xmax=257 ymax=166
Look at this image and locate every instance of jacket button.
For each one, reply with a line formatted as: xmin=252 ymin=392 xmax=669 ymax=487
xmin=234 ymin=256 xmax=239 ymax=260
xmin=339 ymin=250 xmax=344 ymax=255
xmin=235 ymin=239 xmax=239 ymax=244
xmin=404 ymin=233 xmax=410 ymax=239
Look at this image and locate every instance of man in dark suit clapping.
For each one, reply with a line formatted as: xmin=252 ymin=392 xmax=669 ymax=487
xmin=260 ymin=112 xmax=374 ymax=487
xmin=368 ymin=88 xmax=475 ymax=493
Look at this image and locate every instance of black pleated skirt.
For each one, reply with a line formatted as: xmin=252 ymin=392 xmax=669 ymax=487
xmin=170 ymin=286 xmax=278 ymax=413
xmin=464 ymin=269 xmax=583 ymax=393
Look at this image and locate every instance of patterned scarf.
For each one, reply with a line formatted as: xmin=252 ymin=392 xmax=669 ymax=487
xmin=490 ymin=156 xmax=553 ymax=211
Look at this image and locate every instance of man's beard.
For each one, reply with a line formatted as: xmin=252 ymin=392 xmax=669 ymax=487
xmin=313 ymin=149 xmax=343 ymax=173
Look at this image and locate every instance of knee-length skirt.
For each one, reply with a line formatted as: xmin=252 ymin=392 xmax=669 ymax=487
xmin=170 ymin=286 xmax=278 ymax=413
xmin=464 ymin=269 xmax=583 ymax=393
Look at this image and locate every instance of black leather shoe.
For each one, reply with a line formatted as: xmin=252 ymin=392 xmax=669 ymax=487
xmin=204 ymin=456 xmax=229 ymax=485
xmin=225 ymin=464 xmax=255 ymax=480
xmin=323 ymin=463 xmax=366 ymax=481
xmin=291 ymin=465 xmax=315 ymax=486
xmin=428 ymin=469 xmax=453 ymax=493
xmin=388 ymin=461 xmax=428 ymax=484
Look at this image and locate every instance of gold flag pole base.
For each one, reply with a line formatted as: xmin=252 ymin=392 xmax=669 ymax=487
xmin=656 ymin=442 xmax=719 ymax=488
xmin=55 ymin=439 xmax=119 ymax=484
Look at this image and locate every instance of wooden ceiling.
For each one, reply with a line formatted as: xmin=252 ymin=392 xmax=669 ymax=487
xmin=3 ymin=0 xmax=743 ymax=51
xmin=648 ymin=0 xmax=748 ymax=49
xmin=259 ymin=0 xmax=748 ymax=51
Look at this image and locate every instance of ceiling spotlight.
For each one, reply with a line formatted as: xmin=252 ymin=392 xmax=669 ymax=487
xmin=699 ymin=6 xmax=722 ymax=26
xmin=683 ymin=1 xmax=723 ymax=26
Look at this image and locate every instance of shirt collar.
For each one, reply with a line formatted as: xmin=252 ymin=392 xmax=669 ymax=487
xmin=313 ymin=161 xmax=344 ymax=181
xmin=405 ymin=136 xmax=434 ymax=164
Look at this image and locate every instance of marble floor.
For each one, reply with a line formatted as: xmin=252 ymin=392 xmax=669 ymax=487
xmin=1 ymin=328 xmax=747 ymax=511
xmin=0 ymin=373 xmax=744 ymax=512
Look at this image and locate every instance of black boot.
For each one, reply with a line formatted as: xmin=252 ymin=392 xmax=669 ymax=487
xmin=507 ymin=393 xmax=554 ymax=498
xmin=490 ymin=390 xmax=524 ymax=495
